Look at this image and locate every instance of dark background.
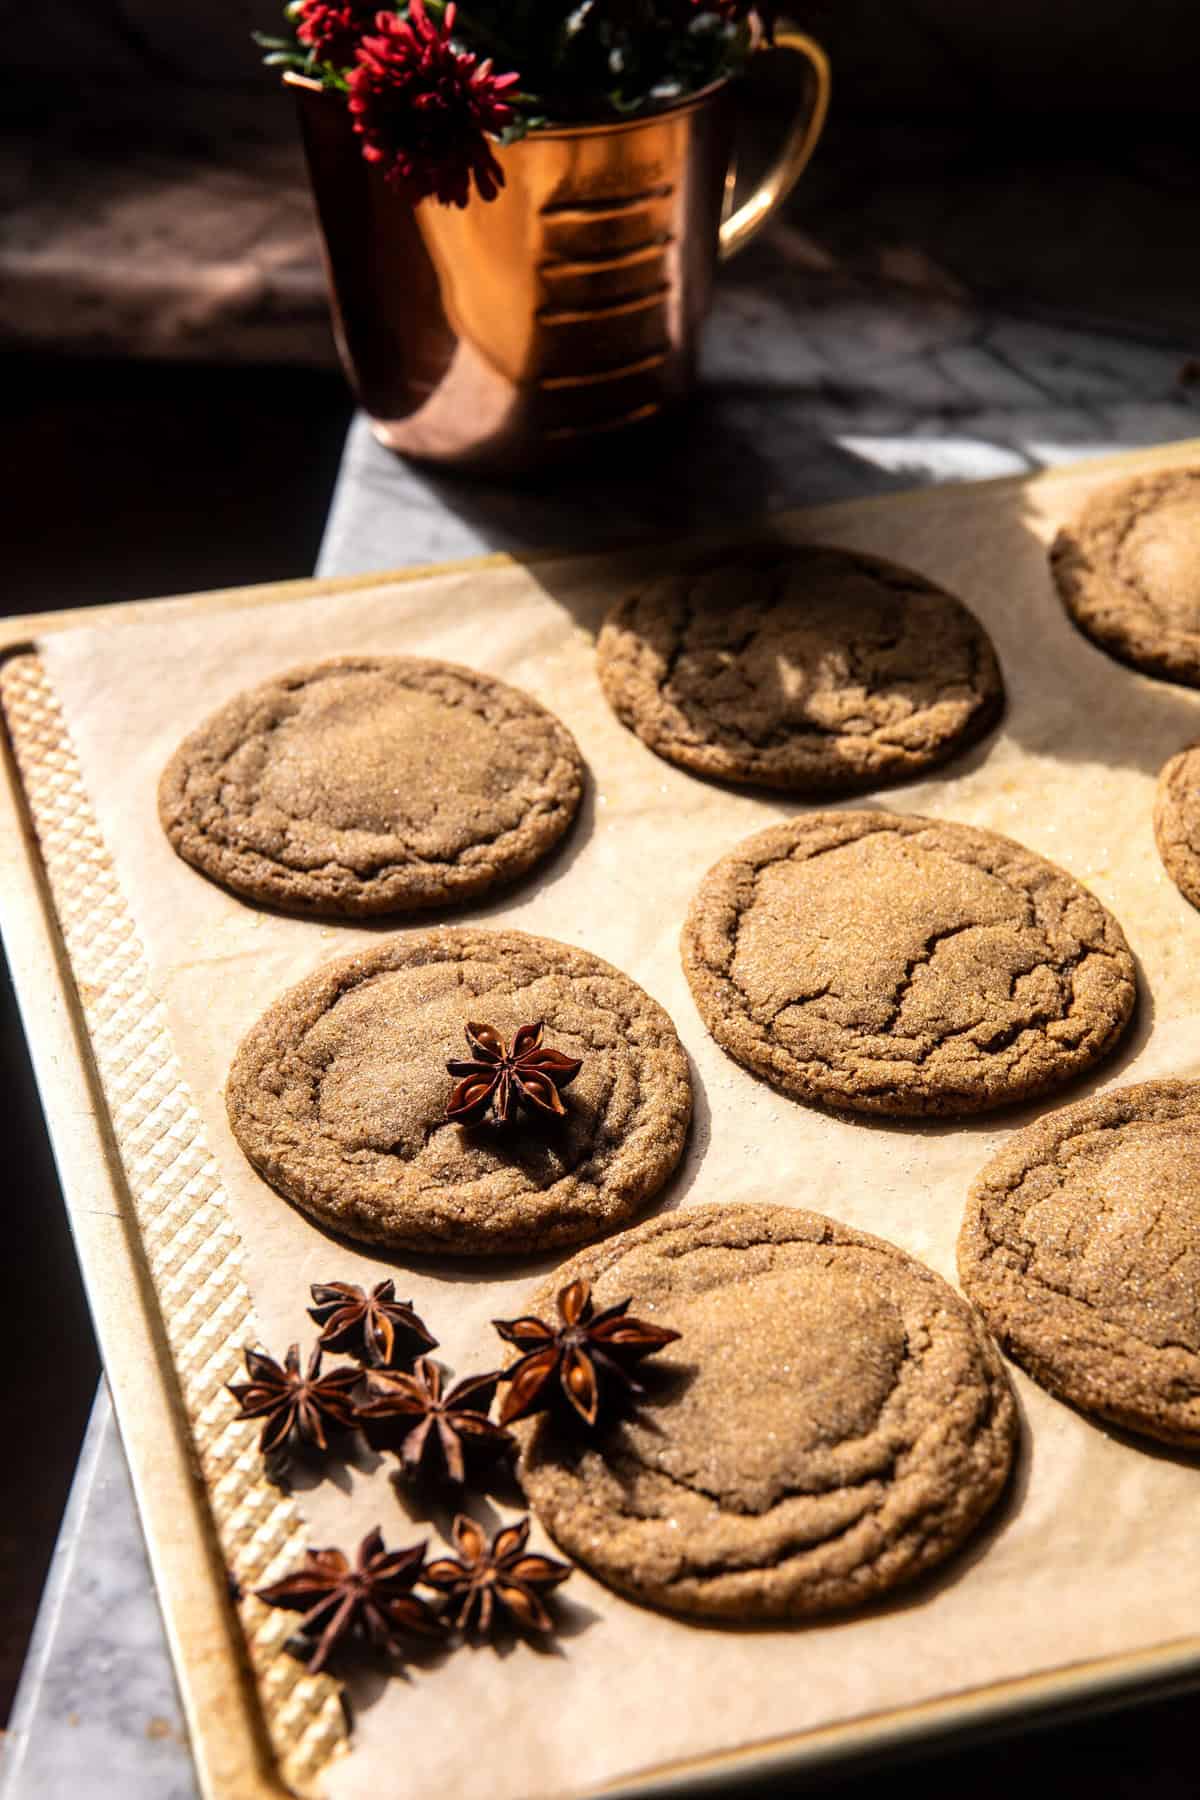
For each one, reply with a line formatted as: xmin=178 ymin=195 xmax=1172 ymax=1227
xmin=5 ymin=1 xmax=1196 ymax=111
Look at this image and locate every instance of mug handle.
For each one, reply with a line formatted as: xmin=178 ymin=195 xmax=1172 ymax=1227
xmin=718 ymin=29 xmax=831 ymax=262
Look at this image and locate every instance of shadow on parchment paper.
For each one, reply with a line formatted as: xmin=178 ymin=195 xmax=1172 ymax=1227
xmin=334 ymin=1630 xmax=458 ymax=1725
xmin=1082 ymin=1411 xmax=1200 ymax=1476
xmin=269 ymin=1430 xmax=384 ymax=1499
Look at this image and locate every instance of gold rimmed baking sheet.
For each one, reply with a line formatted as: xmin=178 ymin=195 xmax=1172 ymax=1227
xmin=3 ymin=438 xmax=1200 ymax=1800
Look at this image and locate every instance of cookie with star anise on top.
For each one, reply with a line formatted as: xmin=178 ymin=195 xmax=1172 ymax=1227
xmin=226 ymin=927 xmax=692 ymax=1256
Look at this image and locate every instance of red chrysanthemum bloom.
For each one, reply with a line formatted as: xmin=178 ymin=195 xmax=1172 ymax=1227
xmin=294 ymin=0 xmax=376 ymax=66
xmin=348 ymin=3 xmax=520 ymax=208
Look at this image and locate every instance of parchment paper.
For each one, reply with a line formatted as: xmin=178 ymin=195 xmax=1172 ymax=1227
xmin=39 ymin=445 xmax=1200 ymax=1800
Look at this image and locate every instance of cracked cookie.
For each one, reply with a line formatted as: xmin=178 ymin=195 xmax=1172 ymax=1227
xmin=226 ymin=927 xmax=692 ymax=1256
xmin=681 ymin=811 xmax=1136 ymax=1118
xmin=1153 ymin=742 xmax=1200 ymax=909
xmin=1050 ymin=469 xmax=1200 ymax=686
xmin=159 ymin=655 xmax=585 ymax=916
xmin=959 ymin=1080 xmax=1200 ymax=1447
xmin=595 ymin=544 xmax=1004 ymax=792
xmin=516 ymin=1203 xmax=1017 ymax=1620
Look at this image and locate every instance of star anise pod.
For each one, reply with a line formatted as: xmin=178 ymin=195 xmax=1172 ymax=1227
xmin=308 ymin=1279 xmax=437 ymax=1368
xmin=226 ymin=1343 xmax=361 ymax=1455
xmin=256 ymin=1527 xmax=443 ymax=1675
xmin=355 ymin=1357 xmax=514 ymax=1485
xmin=424 ymin=1515 xmax=571 ymax=1635
xmin=494 ymin=1277 xmax=681 ymax=1428
xmin=445 ymin=1021 xmax=582 ymax=1126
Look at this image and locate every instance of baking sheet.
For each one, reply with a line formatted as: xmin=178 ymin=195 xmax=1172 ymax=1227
xmin=10 ymin=440 xmax=1200 ymax=1799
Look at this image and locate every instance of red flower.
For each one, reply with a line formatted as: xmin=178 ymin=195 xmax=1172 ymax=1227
xmin=293 ymin=0 xmax=376 ymax=66
xmin=348 ymin=3 xmax=520 ymax=208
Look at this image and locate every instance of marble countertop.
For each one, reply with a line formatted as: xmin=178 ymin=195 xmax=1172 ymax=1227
xmin=3 ymin=252 xmax=1197 ymax=1798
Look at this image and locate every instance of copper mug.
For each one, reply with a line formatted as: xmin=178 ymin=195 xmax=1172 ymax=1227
xmin=290 ymin=35 xmax=829 ymax=473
